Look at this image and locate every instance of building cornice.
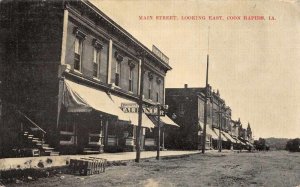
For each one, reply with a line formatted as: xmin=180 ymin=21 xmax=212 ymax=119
xmin=67 ymin=0 xmax=172 ymax=71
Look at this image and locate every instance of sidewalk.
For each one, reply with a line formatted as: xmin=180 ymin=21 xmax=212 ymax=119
xmin=0 ymin=150 xmax=200 ymax=170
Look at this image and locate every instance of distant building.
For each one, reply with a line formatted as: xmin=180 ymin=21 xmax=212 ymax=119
xmin=165 ymin=84 xmax=238 ymax=150
xmin=247 ymin=122 xmax=253 ymax=141
xmin=230 ymin=119 xmax=241 ymax=138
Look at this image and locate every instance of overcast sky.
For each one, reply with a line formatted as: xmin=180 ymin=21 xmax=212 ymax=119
xmin=90 ymin=0 xmax=300 ymax=139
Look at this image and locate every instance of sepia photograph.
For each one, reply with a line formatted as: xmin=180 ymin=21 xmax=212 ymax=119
xmin=0 ymin=0 xmax=299 ymax=186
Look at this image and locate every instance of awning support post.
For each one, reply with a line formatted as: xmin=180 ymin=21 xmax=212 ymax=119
xmin=156 ymin=105 xmax=161 ymax=160
xmin=105 ymin=119 xmax=109 ymax=146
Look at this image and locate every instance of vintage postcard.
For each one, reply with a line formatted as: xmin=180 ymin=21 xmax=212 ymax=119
xmin=0 ymin=0 xmax=299 ymax=186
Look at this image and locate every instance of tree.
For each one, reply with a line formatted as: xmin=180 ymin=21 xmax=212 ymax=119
xmin=286 ymin=138 xmax=300 ymax=152
xmin=254 ymin=138 xmax=268 ymax=151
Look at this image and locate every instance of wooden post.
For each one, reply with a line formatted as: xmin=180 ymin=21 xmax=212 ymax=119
xmin=107 ymin=39 xmax=113 ymax=84
xmin=156 ymin=105 xmax=161 ymax=160
xmin=136 ymin=56 xmax=144 ymax=162
xmin=105 ymin=119 xmax=108 ymax=146
xmin=218 ymin=104 xmax=222 ymax=152
xmin=202 ymin=54 xmax=209 ymax=154
xmin=162 ymin=127 xmax=165 ymax=150
xmin=100 ymin=119 xmax=103 ymax=145
xmin=202 ymin=27 xmax=210 ymax=154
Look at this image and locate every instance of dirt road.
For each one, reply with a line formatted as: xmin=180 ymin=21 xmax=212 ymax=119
xmin=6 ymin=151 xmax=300 ymax=187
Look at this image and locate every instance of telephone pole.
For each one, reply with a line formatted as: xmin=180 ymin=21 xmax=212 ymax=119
xmin=202 ymin=27 xmax=210 ymax=154
xmin=216 ymin=103 xmax=224 ymax=152
xmin=218 ymin=106 xmax=222 ymax=152
xmin=136 ymin=55 xmax=144 ymax=163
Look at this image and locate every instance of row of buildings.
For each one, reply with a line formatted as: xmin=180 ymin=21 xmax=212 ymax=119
xmin=0 ymin=0 xmax=253 ymax=158
xmin=165 ymin=85 xmax=253 ymax=150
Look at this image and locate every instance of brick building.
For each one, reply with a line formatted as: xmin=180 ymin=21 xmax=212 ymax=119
xmin=165 ymin=84 xmax=245 ymax=150
xmin=0 ymin=0 xmax=178 ymax=157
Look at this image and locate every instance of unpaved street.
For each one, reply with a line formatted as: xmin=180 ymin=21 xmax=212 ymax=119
xmin=7 ymin=151 xmax=300 ymax=187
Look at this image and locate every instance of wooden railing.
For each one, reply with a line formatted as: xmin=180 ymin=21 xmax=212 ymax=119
xmin=18 ymin=110 xmax=46 ymax=147
xmin=88 ymin=133 xmax=104 ymax=146
xmin=17 ymin=110 xmax=46 ymax=134
xmin=60 ymin=131 xmax=76 ymax=145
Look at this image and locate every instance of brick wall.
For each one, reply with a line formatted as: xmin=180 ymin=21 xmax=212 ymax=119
xmin=165 ymin=89 xmax=199 ymax=149
xmin=65 ymin=19 xmax=109 ymax=83
xmin=0 ymin=1 xmax=64 ymax=156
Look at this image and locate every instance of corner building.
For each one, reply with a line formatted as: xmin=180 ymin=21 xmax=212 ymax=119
xmin=165 ymin=84 xmax=241 ymax=150
xmin=0 ymin=0 xmax=177 ymax=157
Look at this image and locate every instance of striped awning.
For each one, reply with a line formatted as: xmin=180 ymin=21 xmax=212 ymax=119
xmin=198 ymin=122 xmax=218 ymax=139
xmin=222 ymin=131 xmax=237 ymax=142
xmin=63 ymin=79 xmax=129 ymax=121
xmin=149 ymin=115 xmax=180 ymax=127
xmin=109 ymin=94 xmax=155 ymax=128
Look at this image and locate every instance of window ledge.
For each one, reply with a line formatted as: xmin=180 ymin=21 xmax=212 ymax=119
xmin=93 ymin=77 xmax=101 ymax=82
xmin=73 ymin=69 xmax=83 ymax=75
xmin=110 ymin=83 xmax=121 ymax=89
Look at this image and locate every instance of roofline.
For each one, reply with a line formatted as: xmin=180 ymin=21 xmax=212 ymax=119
xmin=80 ymin=0 xmax=172 ymax=70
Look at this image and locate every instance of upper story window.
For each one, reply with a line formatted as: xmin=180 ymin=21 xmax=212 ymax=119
xmin=128 ymin=60 xmax=135 ymax=92
xmin=93 ymin=48 xmax=100 ymax=78
xmin=92 ymin=39 xmax=103 ymax=79
xmin=148 ymin=81 xmax=152 ymax=100
xmin=74 ymin=37 xmax=83 ymax=71
xmin=207 ymin=103 xmax=211 ymax=117
xmin=114 ymin=51 xmax=123 ymax=86
xmin=179 ymin=103 xmax=185 ymax=116
xmin=156 ymin=77 xmax=161 ymax=103
xmin=73 ymin=27 xmax=86 ymax=72
xmin=148 ymin=72 xmax=154 ymax=100
xmin=129 ymin=69 xmax=133 ymax=92
xmin=115 ymin=62 xmax=121 ymax=86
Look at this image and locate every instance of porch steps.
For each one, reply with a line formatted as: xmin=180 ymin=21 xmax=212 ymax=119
xmin=83 ymin=148 xmax=101 ymax=154
xmin=41 ymin=145 xmax=58 ymax=156
xmin=49 ymin=151 xmax=60 ymax=156
xmin=42 ymin=146 xmax=54 ymax=150
xmin=21 ymin=131 xmax=59 ymax=157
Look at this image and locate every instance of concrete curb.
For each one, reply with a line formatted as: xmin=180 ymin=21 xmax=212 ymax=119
xmin=0 ymin=150 xmax=200 ymax=170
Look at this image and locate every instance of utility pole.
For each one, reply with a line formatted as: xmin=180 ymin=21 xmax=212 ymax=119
xmin=217 ymin=103 xmax=224 ymax=152
xmin=202 ymin=27 xmax=210 ymax=154
xmin=156 ymin=104 xmax=161 ymax=160
xmin=135 ymin=55 xmax=144 ymax=163
xmin=202 ymin=55 xmax=209 ymax=154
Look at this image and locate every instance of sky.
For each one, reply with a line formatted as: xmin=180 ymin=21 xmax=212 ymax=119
xmin=90 ymin=0 xmax=300 ymax=139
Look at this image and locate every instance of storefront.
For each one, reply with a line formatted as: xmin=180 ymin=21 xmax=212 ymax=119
xmin=57 ymin=78 xmax=159 ymax=153
xmin=198 ymin=122 xmax=219 ymax=150
xmin=148 ymin=115 xmax=179 ymax=150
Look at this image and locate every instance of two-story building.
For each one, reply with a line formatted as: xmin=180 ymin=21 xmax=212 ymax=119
xmin=165 ymin=84 xmax=238 ymax=150
xmin=0 ymin=0 xmax=177 ymax=157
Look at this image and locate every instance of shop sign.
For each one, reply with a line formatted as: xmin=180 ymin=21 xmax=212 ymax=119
xmin=152 ymin=45 xmax=169 ymax=64
xmin=121 ymin=103 xmax=165 ymax=116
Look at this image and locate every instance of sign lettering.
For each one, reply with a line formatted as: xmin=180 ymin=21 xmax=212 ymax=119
xmin=120 ymin=103 xmax=165 ymax=116
xmin=152 ymin=45 xmax=169 ymax=64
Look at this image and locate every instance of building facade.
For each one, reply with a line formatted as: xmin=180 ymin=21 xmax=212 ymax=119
xmin=165 ymin=84 xmax=250 ymax=150
xmin=0 ymin=0 xmax=177 ymax=157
